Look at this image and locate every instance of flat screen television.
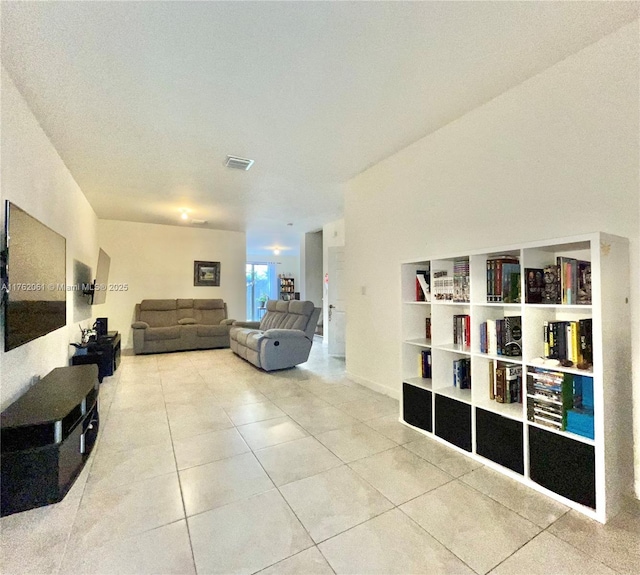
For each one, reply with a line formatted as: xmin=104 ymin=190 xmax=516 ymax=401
xmin=88 ymin=248 xmax=111 ymax=305
xmin=2 ymin=201 xmax=67 ymax=351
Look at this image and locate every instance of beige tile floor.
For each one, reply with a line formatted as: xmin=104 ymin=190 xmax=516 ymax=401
xmin=1 ymin=343 xmax=639 ymax=575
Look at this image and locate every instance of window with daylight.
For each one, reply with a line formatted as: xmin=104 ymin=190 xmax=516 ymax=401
xmin=246 ymin=263 xmax=277 ymax=321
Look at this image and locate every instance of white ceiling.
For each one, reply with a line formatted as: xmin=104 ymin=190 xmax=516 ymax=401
xmin=2 ymin=2 xmax=637 ymax=255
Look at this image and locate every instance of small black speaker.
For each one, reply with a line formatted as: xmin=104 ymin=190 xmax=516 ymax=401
xmin=94 ymin=317 xmax=108 ymax=338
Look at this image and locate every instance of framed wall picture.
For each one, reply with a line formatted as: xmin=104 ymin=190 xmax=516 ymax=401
xmin=194 ymin=261 xmax=220 ymax=286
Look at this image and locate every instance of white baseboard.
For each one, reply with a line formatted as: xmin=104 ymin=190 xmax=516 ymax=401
xmin=345 ymin=371 xmax=400 ymax=400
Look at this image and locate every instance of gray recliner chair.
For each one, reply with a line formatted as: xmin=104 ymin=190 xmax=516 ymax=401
xmin=230 ymin=300 xmax=321 ymax=371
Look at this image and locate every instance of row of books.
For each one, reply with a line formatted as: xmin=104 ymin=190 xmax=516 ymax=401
xmin=487 ymin=256 xmax=521 ymax=303
xmin=526 ymin=368 xmax=594 ymax=438
xmin=453 ymin=357 xmax=471 ymax=389
xmin=479 ymin=316 xmax=522 ymax=357
xmin=544 ymin=318 xmax=592 ymax=367
xmin=415 ymin=270 xmax=430 ymax=302
xmin=432 ymin=270 xmax=454 ymax=300
xmin=453 ymin=314 xmax=470 ymax=347
xmin=525 ymin=258 xmax=591 ymax=305
xmin=420 ymin=350 xmax=432 ymax=379
xmin=453 ymin=259 xmax=470 ymax=303
xmin=489 ymin=361 xmax=522 ymax=404
xmin=526 ymin=368 xmax=572 ymax=431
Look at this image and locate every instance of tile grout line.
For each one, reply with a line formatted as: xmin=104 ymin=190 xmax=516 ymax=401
xmin=161 ymin=359 xmax=199 ymax=575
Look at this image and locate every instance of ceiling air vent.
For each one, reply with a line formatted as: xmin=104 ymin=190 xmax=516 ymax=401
xmin=225 ymin=155 xmax=254 ymax=171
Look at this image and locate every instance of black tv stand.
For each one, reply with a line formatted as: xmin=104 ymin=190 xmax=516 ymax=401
xmin=71 ymin=331 xmax=121 ymax=383
xmin=1 ymin=365 xmax=100 ymax=516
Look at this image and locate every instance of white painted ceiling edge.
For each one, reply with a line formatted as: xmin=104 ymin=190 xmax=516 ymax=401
xmin=2 ymin=2 xmax=638 ymax=255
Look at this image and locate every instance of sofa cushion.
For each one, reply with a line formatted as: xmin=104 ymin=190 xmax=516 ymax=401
xmin=193 ymin=300 xmax=226 ymax=325
xmin=194 ymin=299 xmax=226 ymax=310
xmin=139 ymin=299 xmax=178 ymax=327
xmin=145 ymin=326 xmax=181 ymax=341
xmin=178 ymin=318 xmax=197 ymax=325
xmin=244 ymin=331 xmax=263 ymax=352
xmin=196 ymin=324 xmax=229 ymax=338
xmin=260 ymin=300 xmax=315 ymax=331
xmin=233 ymin=328 xmax=262 ymax=349
xmin=263 ymin=329 xmax=306 ymax=339
xmin=177 ymin=299 xmax=194 ymax=320
xmin=139 ymin=309 xmax=178 ymax=327
xmin=140 ymin=299 xmax=177 ymax=311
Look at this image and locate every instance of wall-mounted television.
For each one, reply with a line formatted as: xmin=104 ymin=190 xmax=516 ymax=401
xmin=2 ymin=201 xmax=67 ymax=351
xmin=85 ymin=248 xmax=111 ymax=305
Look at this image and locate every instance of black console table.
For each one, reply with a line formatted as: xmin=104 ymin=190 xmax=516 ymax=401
xmin=1 ymin=365 xmax=100 ymax=516
xmin=71 ymin=331 xmax=121 ymax=383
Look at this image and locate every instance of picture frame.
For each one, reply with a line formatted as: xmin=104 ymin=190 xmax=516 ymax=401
xmin=194 ymin=260 xmax=220 ymax=286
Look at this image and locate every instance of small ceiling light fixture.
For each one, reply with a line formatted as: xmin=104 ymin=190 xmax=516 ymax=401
xmin=179 ymin=208 xmax=190 ymax=221
xmin=273 ymin=248 xmax=281 ymax=255
xmin=181 ymin=212 xmax=189 ymax=220
xmin=225 ymin=155 xmax=254 ymax=171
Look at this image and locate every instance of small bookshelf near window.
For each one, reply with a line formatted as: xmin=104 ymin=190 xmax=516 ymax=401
xmin=279 ymin=277 xmax=296 ymax=301
xmin=400 ymin=233 xmax=631 ymax=523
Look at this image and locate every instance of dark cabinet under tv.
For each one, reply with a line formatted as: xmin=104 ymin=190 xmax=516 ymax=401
xmin=71 ymin=331 xmax=121 ymax=382
xmin=0 ymin=365 xmax=100 ymax=516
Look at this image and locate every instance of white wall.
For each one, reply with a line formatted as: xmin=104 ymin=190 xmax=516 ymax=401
xmin=98 ymin=220 xmax=246 ymax=349
xmin=301 ymin=231 xmax=323 ymax=307
xmin=1 ymin=67 xmax=99 ymax=410
xmin=322 ymin=219 xmax=346 ymax=345
xmin=344 ymin=23 xmax=640 ymax=494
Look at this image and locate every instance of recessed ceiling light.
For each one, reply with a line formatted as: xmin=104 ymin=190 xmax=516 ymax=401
xmin=181 ymin=212 xmax=189 ymax=220
xmin=225 ymin=155 xmax=254 ymax=171
xmin=273 ymin=249 xmax=280 ymax=255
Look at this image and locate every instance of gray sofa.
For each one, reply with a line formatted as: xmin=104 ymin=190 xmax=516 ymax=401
xmin=230 ymin=300 xmax=321 ymax=371
xmin=131 ymin=299 xmax=235 ymax=354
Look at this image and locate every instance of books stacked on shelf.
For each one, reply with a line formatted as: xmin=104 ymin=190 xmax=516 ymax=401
xmin=543 ymin=318 xmax=592 ymax=368
xmin=489 ymin=361 xmax=522 ymax=403
xmin=557 ymin=257 xmax=591 ymax=305
xmin=526 ymin=368 xmax=573 ymax=431
xmin=453 ymin=314 xmax=470 ymax=348
xmin=453 ymin=259 xmax=470 ymax=302
xmin=538 ymin=259 xmax=591 ymax=305
xmin=566 ymin=374 xmax=594 ymax=439
xmin=453 ymin=357 xmax=471 ymax=389
xmin=487 ymin=256 xmax=520 ymax=303
xmin=415 ymin=270 xmax=430 ymax=302
xmin=420 ymin=350 xmax=432 ymax=379
xmin=479 ymin=316 xmax=522 ymax=357
xmin=524 ymin=268 xmax=545 ymax=303
xmin=433 ymin=271 xmax=454 ymax=300
xmin=425 ymin=317 xmax=431 ymax=340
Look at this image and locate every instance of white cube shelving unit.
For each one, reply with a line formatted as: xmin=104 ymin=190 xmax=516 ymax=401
xmin=400 ymin=232 xmax=632 ymax=523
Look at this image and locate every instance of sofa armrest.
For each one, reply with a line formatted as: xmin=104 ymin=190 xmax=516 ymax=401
xmin=132 ymin=321 xmax=149 ymax=329
xmin=221 ymin=319 xmax=235 ymax=326
xmin=233 ymin=321 xmax=261 ymax=329
xmin=263 ymin=329 xmax=307 ymax=340
xmin=178 ymin=318 xmax=197 ymax=325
